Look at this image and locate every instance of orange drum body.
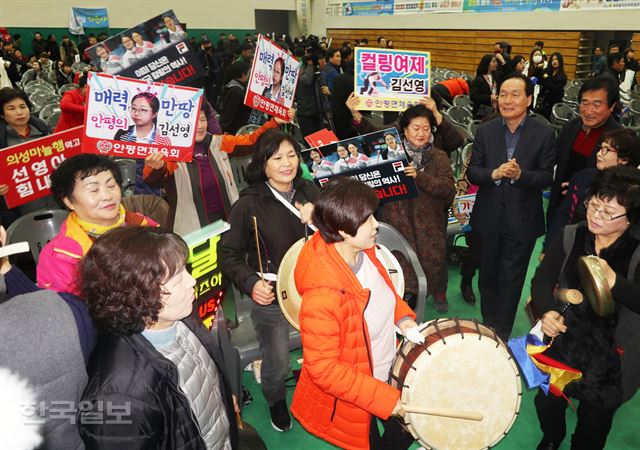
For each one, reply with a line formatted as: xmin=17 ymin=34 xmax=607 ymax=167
xmin=389 ymin=318 xmax=522 ymax=450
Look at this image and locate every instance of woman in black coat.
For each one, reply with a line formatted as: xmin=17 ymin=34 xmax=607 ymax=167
xmin=469 ymin=54 xmax=499 ymax=119
xmin=78 ymin=227 xmax=238 ymax=450
xmin=536 ymin=52 xmax=568 ymax=120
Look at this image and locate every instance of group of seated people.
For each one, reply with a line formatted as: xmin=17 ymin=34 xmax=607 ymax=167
xmin=0 ymin=29 xmax=639 ymax=450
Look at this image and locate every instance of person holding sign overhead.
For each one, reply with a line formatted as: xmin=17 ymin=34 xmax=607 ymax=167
xmin=347 ymin=93 xmax=460 ymax=312
xmin=220 ymin=128 xmax=317 ymax=433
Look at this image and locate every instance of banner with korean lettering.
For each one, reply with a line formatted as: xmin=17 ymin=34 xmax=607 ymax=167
xmin=0 ymin=127 xmax=83 ymax=208
xmin=85 ymin=10 xmax=203 ymax=86
xmin=560 ymin=0 xmax=639 ymax=10
xmin=342 ymin=1 xmax=396 ymax=16
xmin=455 ymin=193 xmax=476 ymax=219
xmin=83 ymin=72 xmax=202 ymax=162
xmin=393 ymin=0 xmax=463 ymax=13
xmin=71 ymin=7 xmax=109 ymax=29
xmin=463 ymin=0 xmax=560 ymax=13
xmin=182 ymin=220 xmax=231 ymax=330
xmin=301 ymin=127 xmax=418 ymax=205
xmin=244 ymin=35 xmax=300 ymax=121
xmin=354 ymin=48 xmax=430 ymax=112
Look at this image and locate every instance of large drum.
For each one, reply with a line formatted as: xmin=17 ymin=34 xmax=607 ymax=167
xmin=389 ymin=318 xmax=522 ymax=450
xmin=277 ymin=238 xmax=404 ymax=330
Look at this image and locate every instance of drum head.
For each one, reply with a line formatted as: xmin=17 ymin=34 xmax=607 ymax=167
xmin=277 ymin=238 xmax=306 ymax=330
xmin=276 ymin=241 xmax=406 ymax=331
xmin=397 ymin=319 xmax=521 ymax=450
xmin=577 ymin=256 xmax=614 ymax=317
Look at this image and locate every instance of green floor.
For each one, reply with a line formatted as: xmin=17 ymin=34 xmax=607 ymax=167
xmin=229 ymin=234 xmax=640 ymax=450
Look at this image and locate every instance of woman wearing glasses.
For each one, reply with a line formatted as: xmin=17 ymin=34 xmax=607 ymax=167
xmin=530 ymin=166 xmax=640 ymax=450
xmin=114 ymin=92 xmax=171 ymax=146
xmin=545 ymin=129 xmax=640 ymax=250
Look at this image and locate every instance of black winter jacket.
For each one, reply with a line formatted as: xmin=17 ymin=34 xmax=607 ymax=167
xmin=78 ymin=314 xmax=238 ymax=450
xmin=220 ymin=177 xmax=318 ymax=296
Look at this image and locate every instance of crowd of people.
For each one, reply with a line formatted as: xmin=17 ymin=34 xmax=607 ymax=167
xmin=0 ymin=27 xmax=639 ymax=450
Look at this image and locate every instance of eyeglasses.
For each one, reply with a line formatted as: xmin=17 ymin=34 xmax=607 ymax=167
xmin=130 ymin=107 xmax=151 ymax=115
xmin=599 ymin=142 xmax=618 ymax=156
xmin=583 ymin=199 xmax=627 ymax=221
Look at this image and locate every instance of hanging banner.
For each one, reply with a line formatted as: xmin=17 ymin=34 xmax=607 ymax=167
xmin=69 ymin=7 xmax=109 ymax=35
xmin=560 ymin=0 xmax=640 ymax=10
xmin=342 ymin=1 xmax=396 ymax=16
xmin=83 ymin=72 xmax=203 ymax=162
xmin=85 ymin=10 xmax=203 ymax=86
xmin=354 ymin=47 xmax=430 ymax=112
xmin=244 ymin=35 xmax=300 ymax=121
xmin=301 ymin=127 xmax=418 ymax=205
xmin=0 ymin=127 xmax=83 ymax=208
xmin=393 ymin=0 xmax=463 ymax=13
xmin=463 ymin=0 xmax=560 ymax=13
xmin=296 ymin=0 xmax=311 ymax=36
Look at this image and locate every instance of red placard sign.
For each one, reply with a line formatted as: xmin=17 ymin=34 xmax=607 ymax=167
xmin=0 ymin=126 xmax=83 ymax=208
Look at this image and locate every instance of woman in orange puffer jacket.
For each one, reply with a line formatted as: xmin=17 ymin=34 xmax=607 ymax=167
xmin=291 ymin=178 xmax=424 ymax=450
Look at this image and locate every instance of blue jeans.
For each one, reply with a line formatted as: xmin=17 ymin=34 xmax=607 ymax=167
xmin=250 ymin=302 xmax=292 ymax=406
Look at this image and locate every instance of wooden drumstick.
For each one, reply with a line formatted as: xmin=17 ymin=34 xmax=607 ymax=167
xmin=402 ymin=405 xmax=483 ymax=422
xmin=252 ymin=216 xmax=264 ymax=282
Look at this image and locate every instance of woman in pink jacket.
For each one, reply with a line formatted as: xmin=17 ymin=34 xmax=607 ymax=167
xmin=37 ymin=154 xmax=157 ymax=295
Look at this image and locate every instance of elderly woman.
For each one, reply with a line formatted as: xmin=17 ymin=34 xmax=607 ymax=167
xmin=220 ymin=128 xmax=317 ymax=432
xmin=77 ymin=226 xmax=237 ymax=449
xmin=37 ymin=154 xmax=157 ymax=295
xmin=144 ymin=102 xmax=292 ymax=234
xmin=347 ymin=93 xmax=458 ymax=312
xmin=292 ymin=178 xmax=422 ymax=450
xmin=0 ymin=87 xmax=58 ymax=224
xmin=531 ymin=166 xmax=640 ymax=450
xmin=545 ymin=129 xmax=640 ymax=250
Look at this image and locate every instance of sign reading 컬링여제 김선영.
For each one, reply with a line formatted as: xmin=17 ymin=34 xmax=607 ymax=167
xmin=244 ymin=35 xmax=301 ymax=121
xmin=84 ymin=10 xmax=203 ymax=86
xmin=0 ymin=126 xmax=83 ymax=208
xmin=354 ymin=47 xmax=430 ymax=112
xmin=82 ymin=72 xmax=203 ymax=162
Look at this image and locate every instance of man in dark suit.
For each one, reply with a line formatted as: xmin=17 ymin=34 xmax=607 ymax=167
xmin=546 ymin=77 xmax=621 ymax=224
xmin=468 ymin=73 xmax=556 ymax=340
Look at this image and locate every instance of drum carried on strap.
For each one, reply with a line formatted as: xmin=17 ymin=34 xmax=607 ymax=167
xmin=276 ymin=238 xmax=404 ymax=330
xmin=389 ymin=318 xmax=521 ymax=450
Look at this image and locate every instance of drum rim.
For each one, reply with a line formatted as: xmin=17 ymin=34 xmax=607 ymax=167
xmin=390 ymin=318 xmax=522 ymax=449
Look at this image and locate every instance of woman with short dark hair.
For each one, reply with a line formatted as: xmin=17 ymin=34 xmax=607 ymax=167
xmin=78 ymin=226 xmax=238 ymax=449
xmin=37 ymin=154 xmax=157 ymax=295
xmin=531 ymin=166 xmax=640 ymax=450
xmin=0 ymin=87 xmax=58 ymax=224
xmin=219 ymin=128 xmax=317 ymax=432
xmin=545 ymin=129 xmax=640 ymax=249
xmin=292 ymin=178 xmax=421 ymax=450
